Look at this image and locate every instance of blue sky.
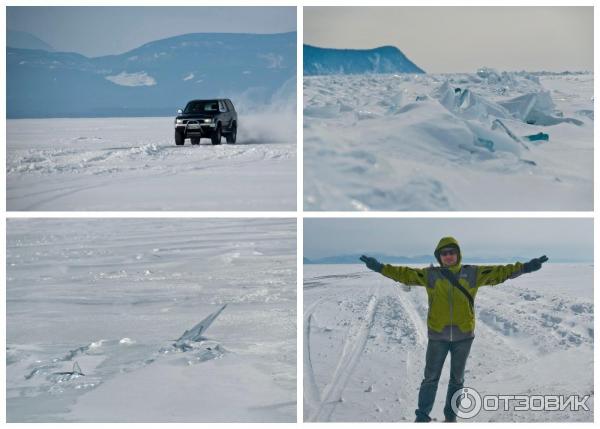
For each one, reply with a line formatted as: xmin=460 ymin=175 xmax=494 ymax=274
xmin=304 ymin=218 xmax=593 ymax=262
xmin=7 ymin=6 xmax=296 ymax=57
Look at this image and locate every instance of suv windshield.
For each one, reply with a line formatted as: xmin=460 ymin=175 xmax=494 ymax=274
xmin=184 ymin=100 xmax=220 ymax=114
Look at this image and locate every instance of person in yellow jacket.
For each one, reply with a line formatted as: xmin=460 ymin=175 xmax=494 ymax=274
xmin=360 ymin=237 xmax=547 ymax=423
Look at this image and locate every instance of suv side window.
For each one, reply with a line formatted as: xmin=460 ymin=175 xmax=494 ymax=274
xmin=218 ymin=101 xmax=227 ymax=113
xmin=226 ymin=100 xmax=235 ymax=111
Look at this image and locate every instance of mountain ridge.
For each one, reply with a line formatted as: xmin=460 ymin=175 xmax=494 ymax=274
xmin=7 ymin=29 xmax=55 ymax=52
xmin=7 ymin=32 xmax=296 ymax=118
xmin=304 ymin=44 xmax=425 ymax=76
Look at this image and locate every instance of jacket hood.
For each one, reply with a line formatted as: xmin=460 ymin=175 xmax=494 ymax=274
xmin=434 ymin=236 xmax=462 ymax=267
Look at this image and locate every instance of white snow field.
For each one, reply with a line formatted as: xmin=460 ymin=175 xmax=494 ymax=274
xmin=7 ymin=219 xmax=296 ymax=422
xmin=7 ymin=112 xmax=296 ymax=211
xmin=304 ymin=263 xmax=593 ymax=422
xmin=304 ymin=71 xmax=593 ymax=211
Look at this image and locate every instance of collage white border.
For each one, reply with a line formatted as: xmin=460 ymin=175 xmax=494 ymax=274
xmin=1 ymin=1 xmax=597 ymax=427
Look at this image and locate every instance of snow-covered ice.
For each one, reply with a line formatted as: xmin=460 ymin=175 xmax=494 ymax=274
xmin=304 ymin=263 xmax=593 ymax=422
xmin=7 ymin=112 xmax=296 ymax=211
xmin=7 ymin=219 xmax=296 ymax=422
xmin=304 ymin=72 xmax=593 ymax=210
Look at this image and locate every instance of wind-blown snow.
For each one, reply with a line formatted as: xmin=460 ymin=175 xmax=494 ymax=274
xmin=304 ymin=71 xmax=593 ymax=210
xmin=7 ymin=219 xmax=296 ymax=422
xmin=304 ymin=263 xmax=593 ymax=422
xmin=7 ymin=112 xmax=296 ymax=210
xmin=105 ymin=71 xmax=157 ymax=87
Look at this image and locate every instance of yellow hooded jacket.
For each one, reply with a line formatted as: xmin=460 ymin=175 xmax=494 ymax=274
xmin=380 ymin=237 xmax=525 ymax=341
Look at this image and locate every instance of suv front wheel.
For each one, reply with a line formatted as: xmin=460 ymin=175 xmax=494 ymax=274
xmin=175 ymin=130 xmax=185 ymax=146
xmin=211 ymin=125 xmax=222 ymax=145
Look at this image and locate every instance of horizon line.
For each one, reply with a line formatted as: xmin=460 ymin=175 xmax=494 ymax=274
xmin=7 ymin=30 xmax=297 ymax=59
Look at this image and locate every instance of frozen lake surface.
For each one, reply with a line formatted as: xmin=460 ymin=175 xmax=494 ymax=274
xmin=304 ymin=263 xmax=593 ymax=422
xmin=7 ymin=113 xmax=296 ymax=211
xmin=304 ymin=72 xmax=593 ymax=211
xmin=7 ymin=219 xmax=296 ymax=422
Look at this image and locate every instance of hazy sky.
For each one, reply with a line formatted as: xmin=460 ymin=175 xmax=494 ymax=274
xmin=304 ymin=218 xmax=593 ymax=262
xmin=304 ymin=7 xmax=593 ymax=73
xmin=7 ymin=6 xmax=296 ymax=57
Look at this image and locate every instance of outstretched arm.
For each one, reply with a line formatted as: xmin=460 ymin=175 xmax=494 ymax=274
xmin=360 ymin=255 xmax=427 ymax=287
xmin=476 ymin=255 xmax=548 ymax=287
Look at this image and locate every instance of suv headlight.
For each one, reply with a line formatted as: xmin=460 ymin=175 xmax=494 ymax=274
xmin=204 ymin=118 xmax=213 ymax=123
xmin=175 ymin=119 xmax=183 ymax=124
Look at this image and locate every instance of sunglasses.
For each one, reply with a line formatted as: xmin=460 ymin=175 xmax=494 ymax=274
xmin=440 ymin=249 xmax=458 ymax=256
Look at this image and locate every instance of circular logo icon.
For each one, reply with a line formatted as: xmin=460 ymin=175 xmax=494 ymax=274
xmin=450 ymin=387 xmax=482 ymax=419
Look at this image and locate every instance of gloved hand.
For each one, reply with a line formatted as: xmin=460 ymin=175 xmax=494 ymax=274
xmin=360 ymin=255 xmax=383 ymax=273
xmin=523 ymin=255 xmax=548 ymax=273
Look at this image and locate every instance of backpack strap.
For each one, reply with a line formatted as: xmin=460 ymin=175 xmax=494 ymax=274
xmin=440 ymin=268 xmax=474 ymax=311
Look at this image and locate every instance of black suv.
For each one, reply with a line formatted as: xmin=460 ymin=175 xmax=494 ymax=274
xmin=174 ymin=99 xmax=237 ymax=145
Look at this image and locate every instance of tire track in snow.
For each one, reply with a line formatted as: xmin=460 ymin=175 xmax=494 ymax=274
xmin=396 ymin=290 xmax=428 ymax=348
xmin=11 ymin=168 xmax=185 ymax=211
xmin=303 ymin=274 xmax=368 ymax=415
xmin=16 ymin=182 xmax=114 ymax=211
xmin=304 ymin=314 xmax=321 ymax=412
xmin=381 ymin=289 xmax=428 ymax=420
xmin=303 ymin=297 xmax=326 ymax=413
xmin=401 ymin=292 xmax=428 ymax=420
xmin=309 ymin=291 xmax=379 ymax=422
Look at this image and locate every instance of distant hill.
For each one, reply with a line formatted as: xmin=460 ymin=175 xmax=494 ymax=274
xmin=304 ymin=44 xmax=425 ymax=76
xmin=303 ymin=254 xmax=537 ymax=265
xmin=304 ymin=254 xmax=434 ymax=265
xmin=7 ymin=30 xmax=55 ymax=51
xmin=7 ymin=32 xmax=296 ymax=118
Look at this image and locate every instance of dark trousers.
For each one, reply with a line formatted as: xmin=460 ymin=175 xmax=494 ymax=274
xmin=415 ymin=337 xmax=474 ymax=422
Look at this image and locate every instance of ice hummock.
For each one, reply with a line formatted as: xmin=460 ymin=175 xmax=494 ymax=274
xmin=304 ymin=70 xmax=593 ymax=210
xmin=499 ymin=92 xmax=583 ymax=126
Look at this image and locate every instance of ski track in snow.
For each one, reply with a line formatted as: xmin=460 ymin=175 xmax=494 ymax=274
xmin=304 ymin=72 xmax=593 ymax=211
xmin=303 ymin=264 xmax=593 ymax=422
xmin=7 ymin=114 xmax=296 ymax=211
